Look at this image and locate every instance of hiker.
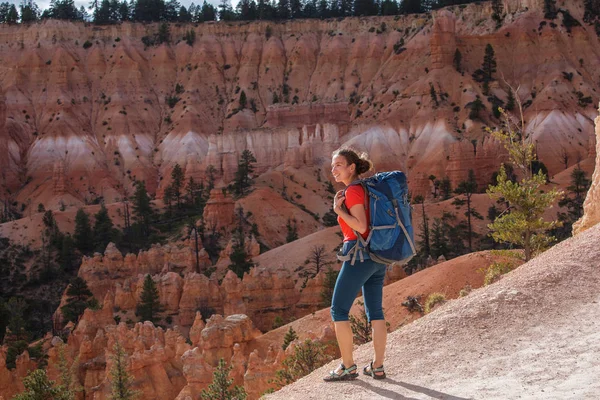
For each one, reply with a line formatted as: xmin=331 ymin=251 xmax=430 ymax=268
xmin=324 ymin=148 xmax=387 ymax=382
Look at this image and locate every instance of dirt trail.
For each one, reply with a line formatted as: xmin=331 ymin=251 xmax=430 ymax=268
xmin=266 ymin=223 xmax=600 ymax=400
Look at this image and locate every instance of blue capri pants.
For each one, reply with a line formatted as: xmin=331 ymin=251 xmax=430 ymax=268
xmin=330 ymin=256 xmax=387 ymax=322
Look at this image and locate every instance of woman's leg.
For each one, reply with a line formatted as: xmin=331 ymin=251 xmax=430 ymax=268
xmin=362 ymin=261 xmax=387 ymax=373
xmin=333 ymin=321 xmax=354 ymax=369
xmin=331 ymin=260 xmax=376 ymax=370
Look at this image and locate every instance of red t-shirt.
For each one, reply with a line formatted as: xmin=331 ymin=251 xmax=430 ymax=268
xmin=338 ymin=185 xmax=370 ymax=242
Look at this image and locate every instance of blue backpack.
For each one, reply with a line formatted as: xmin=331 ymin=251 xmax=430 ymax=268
xmin=337 ymin=171 xmax=416 ymax=266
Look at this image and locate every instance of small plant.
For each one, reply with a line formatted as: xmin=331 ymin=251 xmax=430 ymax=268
xmin=272 ymin=315 xmax=284 ymax=329
xmin=401 ymin=296 xmax=424 ymax=313
xmin=83 ymin=40 xmax=93 ymax=49
xmin=201 ymin=358 xmax=247 ymax=400
xmin=424 ymin=292 xmax=446 ymax=313
xmin=282 ymin=326 xmax=298 ymax=350
xmin=459 ymin=284 xmax=473 ymax=297
xmin=349 ymin=300 xmax=371 ymax=345
xmin=270 ymin=339 xmax=332 ymax=388
xmin=482 ymin=261 xmax=515 ymax=285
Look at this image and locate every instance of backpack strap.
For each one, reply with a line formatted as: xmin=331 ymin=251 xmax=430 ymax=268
xmin=337 ymin=180 xmax=370 ymax=265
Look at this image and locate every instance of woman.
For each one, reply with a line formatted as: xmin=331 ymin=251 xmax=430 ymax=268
xmin=323 ymin=148 xmax=387 ymax=382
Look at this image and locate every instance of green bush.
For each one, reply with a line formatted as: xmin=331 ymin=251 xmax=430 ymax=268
xmin=424 ymin=292 xmax=446 ymax=313
xmin=83 ymin=40 xmax=92 ymax=49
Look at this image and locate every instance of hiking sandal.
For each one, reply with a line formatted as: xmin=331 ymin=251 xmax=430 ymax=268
xmin=363 ymin=361 xmax=386 ymax=380
xmin=323 ymin=363 xmax=359 ymax=382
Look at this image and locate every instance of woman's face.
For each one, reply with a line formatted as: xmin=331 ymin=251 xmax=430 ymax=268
xmin=331 ymin=154 xmax=355 ymax=185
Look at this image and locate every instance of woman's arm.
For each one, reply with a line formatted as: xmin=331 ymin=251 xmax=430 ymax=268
xmin=333 ymin=191 xmax=368 ymax=234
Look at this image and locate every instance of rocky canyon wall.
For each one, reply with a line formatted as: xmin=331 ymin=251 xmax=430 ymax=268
xmin=0 ymin=0 xmax=597 ymax=211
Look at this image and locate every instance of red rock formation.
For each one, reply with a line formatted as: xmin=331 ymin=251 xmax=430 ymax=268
xmin=574 ymin=105 xmax=600 ymax=234
xmin=202 ymin=188 xmax=236 ymax=233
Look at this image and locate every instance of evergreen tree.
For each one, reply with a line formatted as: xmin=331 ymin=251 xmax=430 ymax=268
xmin=468 ymin=97 xmax=485 ymax=120
xmin=4 ymin=3 xmax=18 ymax=23
xmin=136 ymin=274 xmax=163 ymax=324
xmin=400 ymin=0 xmax=421 ymax=14
xmin=201 ymin=358 xmax=247 ymax=400
xmin=505 ymin=87 xmax=515 ymax=111
xmin=163 ymin=0 xmax=180 ymax=20
xmin=429 ymin=83 xmax=439 ymax=107
xmin=61 ymin=277 xmax=98 ymax=324
xmin=59 ymin=234 xmax=78 ymax=273
xmin=200 ymin=0 xmax=217 ymax=21
xmin=277 ymin=0 xmax=290 ymax=19
xmin=12 ymin=369 xmax=72 ymax=400
xmin=108 ymin=342 xmax=139 ymax=400
xmin=20 ymin=0 xmax=40 ymax=23
xmin=231 ymin=150 xmax=257 ymax=197
xmin=170 ymin=163 xmax=185 ymax=208
xmin=228 ymin=227 xmax=254 ymax=279
xmin=482 ymin=44 xmax=497 ymax=82
xmin=285 ymin=218 xmax=298 ymax=242
xmin=74 ymin=208 xmax=94 ymax=255
xmin=282 ymin=326 xmax=298 ymax=350
xmin=290 ymin=0 xmax=302 ymax=17
xmin=452 ymin=169 xmax=483 ymax=252
xmin=6 ymin=297 xmax=28 ymax=341
xmin=218 ymin=0 xmax=235 ymax=20
xmin=439 ymin=176 xmax=452 ymax=200
xmin=320 ymin=265 xmax=339 ymax=306
xmin=132 ymin=180 xmax=153 ymax=239
xmin=453 ymin=48 xmax=462 ymax=73
xmin=56 ymin=342 xmax=81 ymax=399
xmin=554 ymin=165 xmax=591 ymax=241
xmin=47 ymin=0 xmax=81 ymax=19
xmin=491 ymin=0 xmax=503 ymax=24
xmin=339 ymin=0 xmax=352 ymax=16
xmin=486 ymin=108 xmax=563 ymax=261
xmin=544 ymin=0 xmax=557 ymax=19
xmin=380 ymin=0 xmax=398 ymax=15
xmin=94 ymin=204 xmax=116 ymax=252
xmin=133 ymin=0 xmax=164 ymax=21
xmin=353 ymin=0 xmax=376 ymax=16
xmin=239 ymin=90 xmax=247 ymax=109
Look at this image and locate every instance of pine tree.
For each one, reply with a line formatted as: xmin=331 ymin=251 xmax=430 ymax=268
xmin=61 ymin=277 xmax=98 ymax=324
xmin=56 ymin=342 xmax=81 ymax=399
xmin=201 ymin=358 xmax=247 ymax=400
xmin=320 ymin=265 xmax=339 ymax=306
xmin=429 ymin=83 xmax=439 ymax=107
xmin=59 ymin=234 xmax=78 ymax=273
xmin=12 ymin=369 xmax=72 ymax=400
xmin=505 ymin=87 xmax=515 ymax=111
xmin=491 ymin=0 xmax=503 ymax=25
xmin=170 ymin=163 xmax=185 ymax=208
xmin=453 ymin=48 xmax=462 ymax=73
xmin=239 ymin=90 xmax=247 ymax=109
xmin=94 ymin=204 xmax=116 ymax=252
xmin=486 ymin=106 xmax=563 ymax=261
xmin=554 ymin=165 xmax=591 ymax=241
xmin=231 ymin=150 xmax=257 ymax=197
xmin=136 ymin=274 xmax=163 ymax=324
xmin=228 ymin=227 xmax=254 ymax=279
xmin=282 ymin=326 xmax=298 ymax=350
xmin=108 ymin=342 xmax=139 ymax=400
xmin=132 ymin=180 xmax=153 ymax=239
xmin=440 ymin=176 xmax=452 ymax=200
xmin=20 ymin=0 xmax=40 ymax=23
xmin=452 ymin=170 xmax=483 ymax=252
xmin=482 ymin=44 xmax=497 ymax=82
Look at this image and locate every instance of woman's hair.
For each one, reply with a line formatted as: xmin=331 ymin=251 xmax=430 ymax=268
xmin=332 ymin=148 xmax=373 ymax=176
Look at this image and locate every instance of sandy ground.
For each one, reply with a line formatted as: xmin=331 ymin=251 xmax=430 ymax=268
xmin=266 ymin=223 xmax=600 ymax=400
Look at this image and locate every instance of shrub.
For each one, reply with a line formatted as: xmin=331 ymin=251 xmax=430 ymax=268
xmin=482 ymin=261 xmax=514 ymax=285
xmin=271 ymin=339 xmax=333 ymax=388
xmin=424 ymin=292 xmax=446 ymax=313
xmin=83 ymin=40 xmax=93 ymax=49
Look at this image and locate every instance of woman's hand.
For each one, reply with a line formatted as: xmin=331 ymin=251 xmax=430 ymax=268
xmin=333 ymin=190 xmax=345 ymax=215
